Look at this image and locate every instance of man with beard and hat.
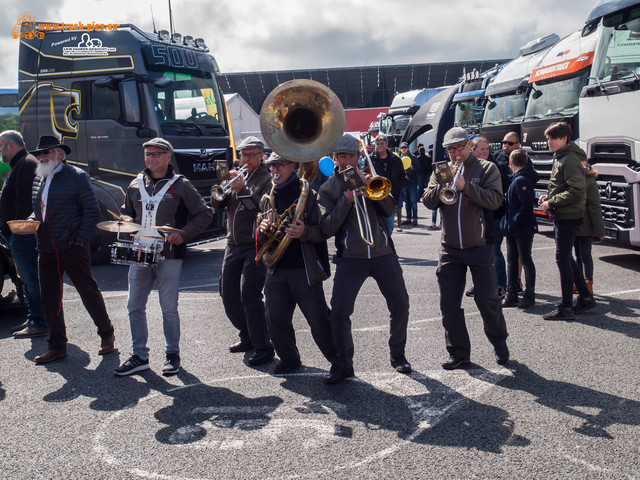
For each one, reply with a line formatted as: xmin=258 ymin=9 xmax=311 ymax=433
xmin=29 ymin=135 xmax=115 ymax=364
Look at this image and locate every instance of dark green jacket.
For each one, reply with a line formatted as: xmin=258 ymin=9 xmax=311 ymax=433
xmin=547 ymin=142 xmax=587 ymax=221
xmin=577 ymin=167 xmax=605 ymax=237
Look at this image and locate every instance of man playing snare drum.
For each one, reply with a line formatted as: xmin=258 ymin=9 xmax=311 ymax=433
xmin=114 ymin=138 xmax=212 ymax=376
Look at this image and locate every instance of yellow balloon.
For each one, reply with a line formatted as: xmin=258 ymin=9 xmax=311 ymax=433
xmin=401 ymin=156 xmax=412 ymax=170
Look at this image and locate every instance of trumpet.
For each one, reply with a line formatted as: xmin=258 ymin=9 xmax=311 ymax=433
xmin=439 ymin=163 xmax=464 ymax=205
xmin=211 ymin=165 xmax=249 ymax=201
xmin=359 ymin=139 xmax=392 ymax=201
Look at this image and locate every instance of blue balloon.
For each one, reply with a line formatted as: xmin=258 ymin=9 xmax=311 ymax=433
xmin=319 ymin=156 xmax=335 ymax=177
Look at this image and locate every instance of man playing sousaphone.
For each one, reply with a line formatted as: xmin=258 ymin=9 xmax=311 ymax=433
xmin=318 ymin=134 xmax=411 ymax=385
xmin=422 ymin=127 xmax=509 ymax=371
xmin=256 ymin=152 xmax=337 ymax=375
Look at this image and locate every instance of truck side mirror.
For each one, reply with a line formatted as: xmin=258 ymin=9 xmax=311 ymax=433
xmin=119 ymin=81 xmax=142 ymax=125
xmin=94 ymin=76 xmax=115 ymax=89
xmin=154 ymin=77 xmax=173 ymax=88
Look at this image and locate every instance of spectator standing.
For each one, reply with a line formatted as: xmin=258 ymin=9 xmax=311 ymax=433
xmin=538 ymin=122 xmax=595 ymax=320
xmin=0 ymin=130 xmax=47 ymax=338
xmin=399 ymin=142 xmax=420 ymax=226
xmin=500 ymin=149 xmax=538 ymax=309
xmin=574 ymin=160 xmax=605 ymax=295
xmin=369 ymin=134 xmax=405 ymax=235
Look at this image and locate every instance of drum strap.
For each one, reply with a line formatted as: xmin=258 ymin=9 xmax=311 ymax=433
xmin=135 ymin=173 xmax=182 ymax=245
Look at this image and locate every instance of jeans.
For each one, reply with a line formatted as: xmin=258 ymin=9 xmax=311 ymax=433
xmin=404 ymin=183 xmax=418 ymax=221
xmin=506 ymin=235 xmax=535 ymax=294
xmin=127 ymin=259 xmax=183 ymax=360
xmin=383 ymin=215 xmax=395 ymax=235
xmin=431 ymin=207 xmax=441 ymax=225
xmin=493 ymin=217 xmax=507 ymax=289
xmin=574 ymin=236 xmax=594 ymax=281
xmin=9 ymin=234 xmax=46 ymax=327
xmin=554 ymin=220 xmax=590 ymax=308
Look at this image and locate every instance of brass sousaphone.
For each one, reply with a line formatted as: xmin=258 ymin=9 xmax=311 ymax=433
xmin=256 ymin=79 xmax=345 ymax=267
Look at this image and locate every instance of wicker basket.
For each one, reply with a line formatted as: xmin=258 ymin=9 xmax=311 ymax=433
xmin=7 ymin=220 xmax=41 ymax=235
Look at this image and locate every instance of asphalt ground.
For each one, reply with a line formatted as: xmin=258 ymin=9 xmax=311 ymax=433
xmin=1 ymin=203 xmax=639 ymax=479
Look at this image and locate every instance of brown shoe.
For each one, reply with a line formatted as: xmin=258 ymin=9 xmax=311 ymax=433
xmin=34 ymin=349 xmax=67 ymax=364
xmin=99 ymin=333 xmax=115 ymax=355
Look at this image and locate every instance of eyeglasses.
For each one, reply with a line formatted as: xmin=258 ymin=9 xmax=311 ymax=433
xmin=400 ymin=146 xmax=408 ymax=149
xmin=501 ymin=141 xmax=518 ymax=146
xmin=445 ymin=143 xmax=467 ymax=153
xmin=240 ymin=152 xmax=261 ymax=159
xmin=144 ymin=151 xmax=168 ymax=158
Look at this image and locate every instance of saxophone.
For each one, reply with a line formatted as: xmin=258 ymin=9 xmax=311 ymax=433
xmin=255 ymin=178 xmax=309 ymax=268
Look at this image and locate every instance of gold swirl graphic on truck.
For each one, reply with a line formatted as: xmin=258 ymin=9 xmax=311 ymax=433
xmin=19 ymin=82 xmax=80 ymax=142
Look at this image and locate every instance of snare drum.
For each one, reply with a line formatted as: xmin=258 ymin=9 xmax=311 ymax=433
xmin=110 ymin=242 xmax=136 ymax=265
xmin=131 ymin=243 xmax=164 ymax=266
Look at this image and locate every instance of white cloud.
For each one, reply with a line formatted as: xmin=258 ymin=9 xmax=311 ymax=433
xmin=1 ymin=0 xmax=595 ymax=87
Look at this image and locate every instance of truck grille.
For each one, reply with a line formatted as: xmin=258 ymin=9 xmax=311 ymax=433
xmin=597 ymin=175 xmax=634 ymax=228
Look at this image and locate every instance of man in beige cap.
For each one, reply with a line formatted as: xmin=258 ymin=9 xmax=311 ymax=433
xmin=423 ymin=127 xmax=509 ymax=370
xmin=211 ymin=136 xmax=274 ymax=366
xmin=114 ymin=137 xmax=212 ymax=376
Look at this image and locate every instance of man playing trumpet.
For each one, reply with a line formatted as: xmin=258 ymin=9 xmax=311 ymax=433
xmin=257 ymin=153 xmax=337 ymax=375
xmin=211 ymin=136 xmax=274 ymax=365
xmin=423 ymin=127 xmax=509 ymax=370
xmin=318 ymin=134 xmax=411 ymax=384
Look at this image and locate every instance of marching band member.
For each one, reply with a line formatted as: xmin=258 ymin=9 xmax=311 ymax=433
xmin=114 ymin=138 xmax=212 ymax=376
xmin=257 ymin=153 xmax=337 ymax=375
xmin=211 ymin=136 xmax=274 ymax=366
xmin=318 ymin=134 xmax=411 ymax=385
xmin=422 ymin=127 xmax=509 ymax=370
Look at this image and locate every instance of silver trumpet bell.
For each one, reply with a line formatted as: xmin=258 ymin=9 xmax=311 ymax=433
xmin=439 ymin=163 xmax=464 ymax=205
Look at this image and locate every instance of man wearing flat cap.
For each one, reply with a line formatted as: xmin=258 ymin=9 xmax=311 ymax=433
xmin=318 ymin=134 xmax=412 ymax=385
xmin=114 ymin=137 xmax=212 ymax=376
xmin=211 ymin=136 xmax=274 ymax=366
xmin=423 ymin=127 xmax=509 ymax=371
xmin=30 ymin=135 xmax=115 ymax=364
xmin=257 ymin=153 xmax=337 ymax=375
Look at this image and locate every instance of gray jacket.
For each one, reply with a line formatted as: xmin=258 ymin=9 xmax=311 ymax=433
xmin=423 ymin=154 xmax=503 ymax=249
xmin=318 ymin=171 xmax=396 ymax=260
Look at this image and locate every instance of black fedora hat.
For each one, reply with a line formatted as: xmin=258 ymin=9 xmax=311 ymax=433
xmin=30 ymin=135 xmax=71 ymax=155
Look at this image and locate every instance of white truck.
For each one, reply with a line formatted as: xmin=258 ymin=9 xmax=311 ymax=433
xmin=579 ymin=0 xmax=640 ymax=246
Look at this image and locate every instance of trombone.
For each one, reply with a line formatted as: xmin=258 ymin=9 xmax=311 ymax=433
xmin=211 ymin=165 xmax=249 ymax=201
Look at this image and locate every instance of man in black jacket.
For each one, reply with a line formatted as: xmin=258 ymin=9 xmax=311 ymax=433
xmin=369 ymin=134 xmax=405 ymax=235
xmin=0 ymin=130 xmax=47 ymax=338
xmin=257 ymin=153 xmax=337 ymax=375
xmin=30 ymin=136 xmax=115 ymax=364
xmin=211 ymin=136 xmax=274 ymax=366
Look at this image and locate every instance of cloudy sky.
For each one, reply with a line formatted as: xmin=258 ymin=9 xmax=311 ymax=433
xmin=1 ymin=0 xmax=597 ymax=88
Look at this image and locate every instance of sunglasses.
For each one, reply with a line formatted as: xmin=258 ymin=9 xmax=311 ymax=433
xmin=35 ymin=149 xmax=54 ymax=157
xmin=502 ymin=141 xmax=518 ymax=146
xmin=144 ymin=151 xmax=168 ymax=158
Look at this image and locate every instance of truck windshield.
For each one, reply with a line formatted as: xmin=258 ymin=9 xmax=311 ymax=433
xmin=525 ymin=73 xmax=586 ymax=120
xmin=149 ymin=70 xmax=227 ymax=134
xmin=590 ymin=15 xmax=640 ymax=83
xmin=389 ymin=114 xmax=411 ymax=135
xmin=454 ymin=100 xmax=483 ymax=129
xmin=483 ymin=93 xmax=527 ymax=125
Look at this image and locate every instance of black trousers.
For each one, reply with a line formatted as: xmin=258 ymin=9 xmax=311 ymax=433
xmin=554 ymin=220 xmax=590 ymax=308
xmin=264 ymin=268 xmax=336 ymax=366
xmin=38 ymin=245 xmax=114 ymax=351
xmin=329 ymin=255 xmax=410 ymax=369
xmin=436 ymin=244 xmax=508 ymax=360
xmin=506 ymin=234 xmax=536 ymax=295
xmin=219 ymin=244 xmax=271 ymax=350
